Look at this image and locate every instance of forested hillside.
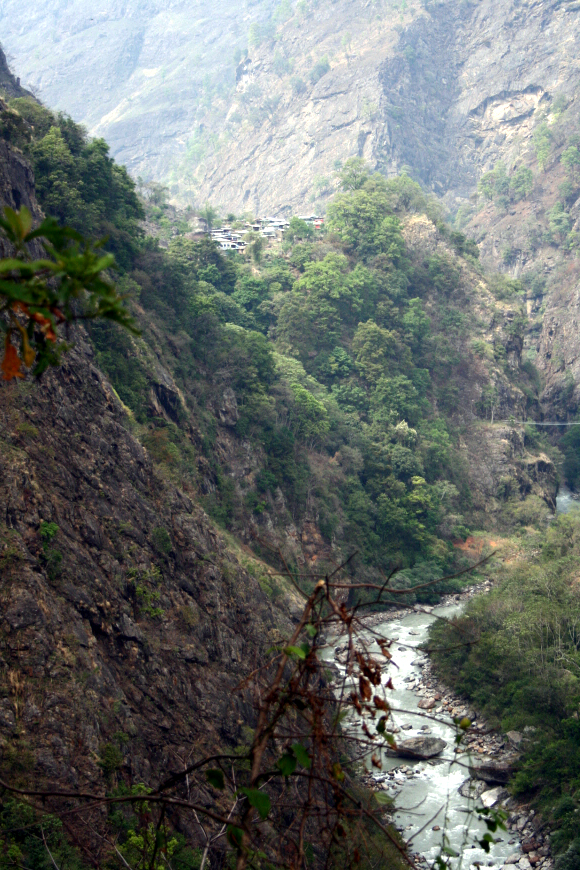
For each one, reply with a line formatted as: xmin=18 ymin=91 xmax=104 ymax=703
xmin=0 ymin=90 xmax=559 ymax=594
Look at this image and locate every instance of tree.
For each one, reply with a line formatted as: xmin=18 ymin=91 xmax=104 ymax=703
xmin=0 ymin=206 xmax=136 ymax=380
xmin=509 ymin=166 xmax=533 ymax=201
xmin=198 ymin=203 xmax=220 ymax=232
xmin=285 ymin=217 xmax=314 ymax=242
xmin=140 ymin=181 xmax=170 ymax=206
xmin=244 ymin=230 xmax=265 ymax=264
xmin=327 ymin=181 xmax=406 ymax=262
xmin=309 ymin=56 xmax=330 ymax=84
xmin=352 ymin=320 xmax=407 ymax=384
xmin=288 ymin=381 xmax=329 ymax=442
xmin=248 ymin=22 xmax=262 ymax=48
xmin=549 ymin=202 xmax=572 ymax=242
xmin=481 ymin=383 xmax=499 ymax=422
xmin=8 ymin=101 xmax=144 ymax=270
xmin=533 ymin=122 xmax=552 ymax=171
xmin=290 ymin=76 xmax=306 ymax=96
xmin=273 ymin=50 xmax=292 ymax=77
xmin=561 ymin=145 xmax=580 ymax=181
xmin=402 ymin=297 xmax=430 ymax=350
xmin=370 ymin=374 xmax=421 ymax=425
xmin=338 ymin=158 xmax=370 ymax=191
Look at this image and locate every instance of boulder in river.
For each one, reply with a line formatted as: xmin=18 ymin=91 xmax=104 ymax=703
xmin=389 ymin=736 xmax=447 ymax=759
xmin=480 ymin=786 xmax=509 ymax=808
xmin=458 ymin=778 xmax=487 ymax=798
xmin=418 ymin=698 xmax=437 ymax=710
xmin=470 ymin=757 xmax=516 ymax=784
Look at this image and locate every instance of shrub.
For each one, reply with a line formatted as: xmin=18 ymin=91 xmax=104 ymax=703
xmin=290 ymin=76 xmax=306 ymax=95
xmin=152 ymin=526 xmax=172 ymax=555
xmin=309 ymin=56 xmax=330 ymax=84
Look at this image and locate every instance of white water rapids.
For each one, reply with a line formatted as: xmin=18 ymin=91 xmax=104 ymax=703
xmin=556 ymin=485 xmax=580 ymax=515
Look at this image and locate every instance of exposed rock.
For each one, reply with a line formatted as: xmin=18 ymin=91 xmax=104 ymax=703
xmin=507 ymin=730 xmax=524 ymax=748
xmin=217 ymin=387 xmax=239 ymax=427
xmin=459 ymin=778 xmax=487 ymax=798
xmin=0 ymin=136 xmax=44 ymax=258
xmin=0 ymin=333 xmax=289 ymax=818
xmin=0 ymin=45 xmax=32 ymax=98
xmin=389 ymin=737 xmax=447 ymax=760
xmin=470 ymin=758 xmax=516 ymax=784
xmin=3 ymin=0 xmax=579 ymax=217
xmin=481 ymin=786 xmax=510 ymax=808
xmin=523 ymin=841 xmax=538 ymax=855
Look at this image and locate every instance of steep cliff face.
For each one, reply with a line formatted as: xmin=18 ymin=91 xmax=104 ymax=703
xmin=0 ymin=138 xmax=293 ymax=835
xmin=400 ymin=214 xmax=558 ymax=523
xmin=0 ymin=47 xmax=30 ymax=100
xmin=0 ymin=337 xmax=290 ymax=793
xmin=0 ymin=0 xmax=279 ymax=184
xmin=375 ymin=0 xmax=580 ymax=195
xmin=191 ymin=0 xmax=580 ymax=214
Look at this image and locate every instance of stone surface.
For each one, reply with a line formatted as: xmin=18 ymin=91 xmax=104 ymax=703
xmin=481 ymin=786 xmax=510 ymax=808
xmin=389 ymin=737 xmax=447 ymax=759
xmin=0 ymin=131 xmax=293 ymax=841
xmin=1 ymin=0 xmax=579 ymax=215
xmin=471 ymin=758 xmax=516 ymax=784
xmin=459 ymin=778 xmax=487 ymax=798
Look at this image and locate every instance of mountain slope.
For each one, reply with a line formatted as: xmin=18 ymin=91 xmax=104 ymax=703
xmin=3 ymin=0 xmax=580 ymax=216
xmin=0 ymin=35 xmax=572 ymax=870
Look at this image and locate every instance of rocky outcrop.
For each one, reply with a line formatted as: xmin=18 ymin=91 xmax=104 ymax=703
xmin=0 ymin=338 xmax=286 ymax=801
xmin=0 ymin=132 xmax=287 ymax=806
xmin=470 ymin=758 xmax=518 ymax=785
xmin=0 ymin=45 xmax=31 ymax=99
xmin=0 ymin=132 xmax=43 ymax=256
xmin=462 ymin=424 xmax=557 ymax=520
xmin=0 ymin=133 xmax=292 ymax=851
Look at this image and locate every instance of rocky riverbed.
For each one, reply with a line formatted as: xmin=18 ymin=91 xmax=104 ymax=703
xmin=326 ymin=586 xmax=554 ymax=870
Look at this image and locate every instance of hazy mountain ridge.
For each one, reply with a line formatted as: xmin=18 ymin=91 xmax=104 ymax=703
xmin=4 ymin=0 xmax=580 ymax=219
xmin=0 ymin=0 xmax=279 ymax=182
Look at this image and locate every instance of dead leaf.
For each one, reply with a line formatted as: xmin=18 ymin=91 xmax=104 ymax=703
xmin=1 ymin=335 xmax=24 ymax=380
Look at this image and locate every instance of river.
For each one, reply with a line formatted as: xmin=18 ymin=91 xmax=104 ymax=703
xmin=321 ymin=483 xmax=574 ymax=867
xmin=326 ymin=603 xmax=523 ymax=869
xmin=556 ymin=484 xmax=580 ymax=514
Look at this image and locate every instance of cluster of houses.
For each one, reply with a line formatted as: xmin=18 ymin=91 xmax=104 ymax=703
xmin=209 ymin=214 xmax=324 ymax=251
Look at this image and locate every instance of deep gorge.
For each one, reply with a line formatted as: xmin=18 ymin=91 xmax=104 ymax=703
xmin=1 ymin=2 xmax=580 ymax=867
